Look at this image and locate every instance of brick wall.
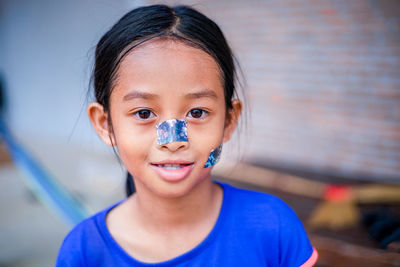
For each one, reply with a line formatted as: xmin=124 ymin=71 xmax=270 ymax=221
xmin=153 ymin=0 xmax=400 ymax=182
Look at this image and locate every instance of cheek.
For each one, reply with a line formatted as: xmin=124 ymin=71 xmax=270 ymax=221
xmin=112 ymin=122 xmax=155 ymax=166
xmin=188 ymin=119 xmax=225 ymax=158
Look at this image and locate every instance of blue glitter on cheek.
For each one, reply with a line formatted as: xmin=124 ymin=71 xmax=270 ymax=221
xmin=204 ymin=144 xmax=222 ymax=168
xmin=156 ymin=119 xmax=188 ymax=146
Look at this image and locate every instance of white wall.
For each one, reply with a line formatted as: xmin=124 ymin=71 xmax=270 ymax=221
xmin=0 ymin=0 xmax=147 ymax=149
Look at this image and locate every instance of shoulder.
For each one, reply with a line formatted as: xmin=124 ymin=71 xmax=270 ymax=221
xmin=220 ymin=181 xmax=297 ymax=224
xmin=219 ymin=182 xmax=316 ymax=266
xmin=55 ymin=201 xmax=123 ymax=267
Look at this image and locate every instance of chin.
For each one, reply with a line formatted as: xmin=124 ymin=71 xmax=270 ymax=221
xmin=154 ymin=181 xmax=200 ymax=199
xmin=155 ymin=172 xmax=212 ymax=199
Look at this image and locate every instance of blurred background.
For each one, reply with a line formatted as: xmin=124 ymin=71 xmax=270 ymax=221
xmin=0 ymin=0 xmax=399 ymax=266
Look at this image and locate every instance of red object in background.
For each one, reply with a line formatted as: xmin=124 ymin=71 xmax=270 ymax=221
xmin=323 ymin=185 xmax=353 ymax=202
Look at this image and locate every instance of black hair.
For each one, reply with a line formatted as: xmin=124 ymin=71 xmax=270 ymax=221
xmin=92 ymin=4 xmax=239 ymax=197
xmin=126 ymin=172 xmax=136 ymax=197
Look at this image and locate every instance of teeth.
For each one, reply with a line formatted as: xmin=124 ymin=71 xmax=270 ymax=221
xmin=158 ymin=164 xmax=184 ymax=170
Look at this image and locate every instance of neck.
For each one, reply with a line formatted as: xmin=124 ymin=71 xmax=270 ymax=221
xmin=132 ymin=177 xmax=221 ymax=232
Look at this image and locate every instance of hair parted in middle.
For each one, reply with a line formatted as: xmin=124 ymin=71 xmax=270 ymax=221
xmin=92 ymin=4 xmax=238 ymax=115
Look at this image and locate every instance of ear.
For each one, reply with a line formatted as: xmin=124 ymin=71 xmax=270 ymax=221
xmin=222 ymin=99 xmax=242 ymax=143
xmin=87 ymin=102 xmax=115 ymax=146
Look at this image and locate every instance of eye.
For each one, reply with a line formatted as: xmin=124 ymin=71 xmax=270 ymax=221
xmin=133 ymin=109 xmax=155 ymax=120
xmin=187 ymin=108 xmax=208 ymax=119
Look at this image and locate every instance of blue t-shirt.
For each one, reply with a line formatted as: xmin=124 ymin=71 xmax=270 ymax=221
xmin=56 ymin=182 xmax=317 ymax=266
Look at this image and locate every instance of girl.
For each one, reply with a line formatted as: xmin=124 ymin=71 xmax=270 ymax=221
xmin=56 ymin=4 xmax=317 ymax=266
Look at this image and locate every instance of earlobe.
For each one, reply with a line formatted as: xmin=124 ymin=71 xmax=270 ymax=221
xmin=223 ymin=99 xmax=242 ymax=142
xmin=87 ymin=102 xmax=115 ymax=146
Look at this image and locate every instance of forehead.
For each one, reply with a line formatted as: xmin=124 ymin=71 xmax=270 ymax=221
xmin=120 ymin=38 xmax=220 ymax=71
xmin=113 ymin=39 xmax=224 ymax=97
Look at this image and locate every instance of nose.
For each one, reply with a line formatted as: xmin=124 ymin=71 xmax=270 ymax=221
xmin=160 ymin=141 xmax=189 ymax=152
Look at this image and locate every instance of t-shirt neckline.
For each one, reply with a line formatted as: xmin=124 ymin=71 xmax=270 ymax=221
xmin=98 ymin=181 xmax=230 ymax=266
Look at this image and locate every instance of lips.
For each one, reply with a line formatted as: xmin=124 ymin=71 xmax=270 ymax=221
xmin=150 ymin=161 xmax=194 ymax=182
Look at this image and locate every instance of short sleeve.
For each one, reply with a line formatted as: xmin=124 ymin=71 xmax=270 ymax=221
xmin=277 ymin=200 xmax=318 ymax=266
xmin=55 ymin=233 xmax=84 ymax=267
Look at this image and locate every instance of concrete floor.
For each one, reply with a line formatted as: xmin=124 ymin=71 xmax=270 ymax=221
xmin=0 ymin=164 xmax=67 ymax=266
xmin=0 ymin=139 xmax=125 ymax=267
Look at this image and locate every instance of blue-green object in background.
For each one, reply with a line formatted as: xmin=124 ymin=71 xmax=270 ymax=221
xmin=0 ymin=118 xmax=90 ymax=226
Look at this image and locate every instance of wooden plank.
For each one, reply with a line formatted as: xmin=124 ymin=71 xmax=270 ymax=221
xmin=310 ymin=235 xmax=400 ymax=267
xmin=0 ymin=141 xmax=11 ymax=164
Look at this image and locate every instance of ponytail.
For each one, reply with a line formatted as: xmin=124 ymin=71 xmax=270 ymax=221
xmin=126 ymin=172 xmax=136 ymax=197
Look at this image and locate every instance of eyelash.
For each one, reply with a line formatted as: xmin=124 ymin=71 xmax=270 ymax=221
xmin=187 ymin=108 xmax=209 ymax=119
xmin=132 ymin=109 xmax=155 ymax=120
xmin=132 ymin=108 xmax=209 ymax=121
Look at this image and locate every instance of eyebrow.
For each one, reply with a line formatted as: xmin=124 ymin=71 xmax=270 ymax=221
xmin=122 ymin=89 xmax=218 ymax=101
xmin=185 ymin=89 xmax=218 ymax=99
xmin=123 ymin=90 xmax=159 ymax=101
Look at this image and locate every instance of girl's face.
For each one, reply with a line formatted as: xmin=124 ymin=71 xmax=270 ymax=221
xmin=89 ymin=39 xmax=240 ymax=198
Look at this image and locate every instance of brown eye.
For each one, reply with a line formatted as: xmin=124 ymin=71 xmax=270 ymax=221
xmin=188 ymin=109 xmax=208 ymax=119
xmin=134 ymin=109 xmax=154 ymax=120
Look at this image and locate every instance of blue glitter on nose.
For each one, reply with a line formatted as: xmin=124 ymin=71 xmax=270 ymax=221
xmin=156 ymin=119 xmax=188 ymax=146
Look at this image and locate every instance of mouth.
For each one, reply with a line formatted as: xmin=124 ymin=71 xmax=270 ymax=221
xmin=150 ymin=161 xmax=194 ymax=182
xmin=153 ymin=163 xmax=192 ymax=170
